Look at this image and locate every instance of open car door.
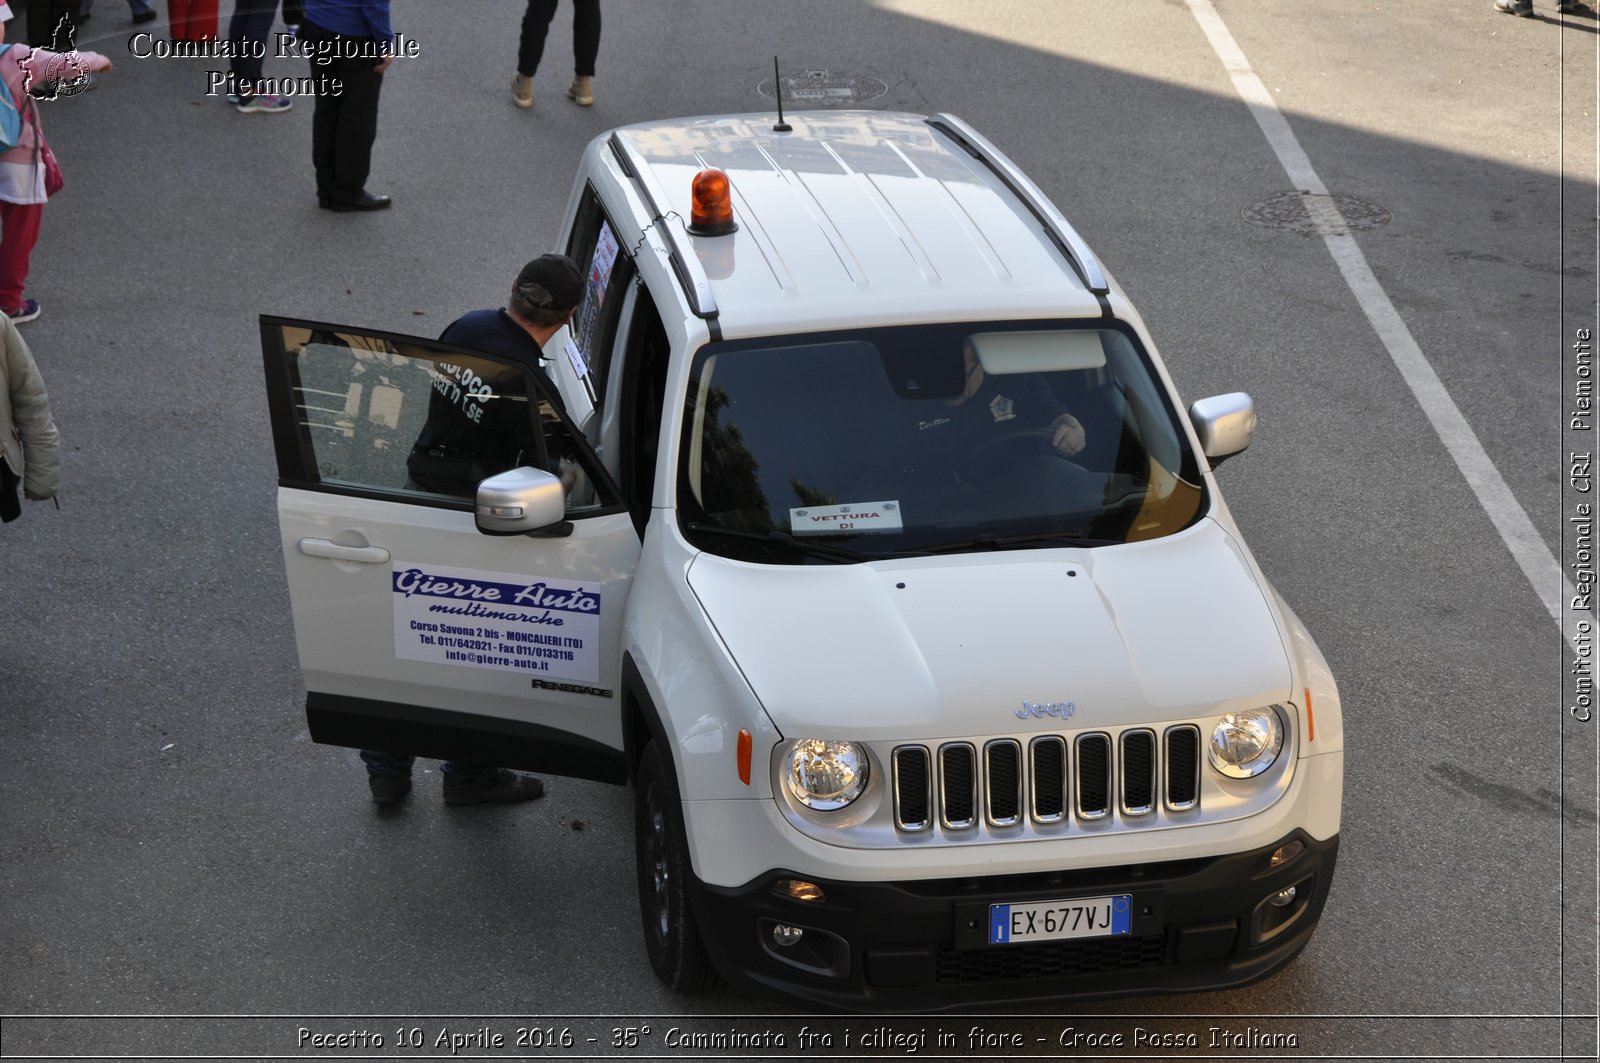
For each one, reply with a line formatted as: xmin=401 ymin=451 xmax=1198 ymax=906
xmin=260 ymin=316 xmax=639 ymax=782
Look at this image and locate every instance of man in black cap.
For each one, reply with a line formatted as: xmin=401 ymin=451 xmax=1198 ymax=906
xmin=365 ymin=254 xmax=586 ymax=807
xmin=437 ymin=253 xmax=585 ymax=384
xmin=403 ymin=253 xmax=584 ymax=500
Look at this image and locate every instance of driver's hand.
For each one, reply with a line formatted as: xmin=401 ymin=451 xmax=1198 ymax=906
xmin=1050 ymin=413 xmax=1086 ymax=457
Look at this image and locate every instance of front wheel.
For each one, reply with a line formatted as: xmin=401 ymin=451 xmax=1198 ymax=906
xmin=634 ymin=740 xmax=720 ymax=992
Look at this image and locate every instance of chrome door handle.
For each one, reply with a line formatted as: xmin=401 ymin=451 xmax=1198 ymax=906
xmin=298 ymin=538 xmax=391 ymax=564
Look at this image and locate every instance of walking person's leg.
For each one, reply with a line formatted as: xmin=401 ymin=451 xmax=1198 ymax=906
xmin=0 ymin=200 xmax=45 ymax=320
xmin=169 ymin=0 xmax=195 ymax=39
xmin=511 ymin=0 xmax=557 ymax=107
xmin=229 ymin=0 xmax=289 ymax=111
xmin=566 ymin=0 xmax=599 ymax=105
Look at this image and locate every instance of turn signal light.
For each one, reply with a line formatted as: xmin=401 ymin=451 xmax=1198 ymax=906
xmin=688 ymin=168 xmax=738 ymax=236
xmin=1269 ymin=840 xmax=1304 ymax=869
xmin=737 ymin=728 xmax=752 ymax=785
xmin=773 ymin=878 xmax=826 ymax=903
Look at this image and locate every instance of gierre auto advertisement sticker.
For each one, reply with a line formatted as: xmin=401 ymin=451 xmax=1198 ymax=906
xmin=390 ymin=562 xmax=601 ymax=682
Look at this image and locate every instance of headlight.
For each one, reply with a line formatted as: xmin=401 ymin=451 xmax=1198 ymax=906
xmin=1208 ymin=708 xmax=1285 ymax=779
xmin=784 ymin=739 xmax=870 ymax=810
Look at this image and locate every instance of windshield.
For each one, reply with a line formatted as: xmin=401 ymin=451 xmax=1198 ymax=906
xmin=677 ymin=321 xmax=1206 ymax=564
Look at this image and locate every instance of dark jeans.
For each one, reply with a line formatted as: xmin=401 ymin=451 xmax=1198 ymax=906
xmin=228 ymin=0 xmax=279 ymax=85
xmin=517 ymin=0 xmax=600 ymax=78
xmin=300 ymin=18 xmax=385 ymax=204
xmin=361 ymin=750 xmax=495 ymax=783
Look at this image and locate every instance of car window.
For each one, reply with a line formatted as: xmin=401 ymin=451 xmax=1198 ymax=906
xmin=677 ymin=321 xmax=1204 ymax=563
xmin=564 ymin=185 xmax=634 ymax=408
xmin=274 ymin=324 xmax=617 ymax=516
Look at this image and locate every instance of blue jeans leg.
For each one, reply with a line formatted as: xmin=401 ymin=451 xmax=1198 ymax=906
xmin=362 ymin=751 xmax=493 ymax=782
xmin=360 ymin=750 xmax=416 ymax=777
xmin=439 ymin=761 xmax=495 ymax=783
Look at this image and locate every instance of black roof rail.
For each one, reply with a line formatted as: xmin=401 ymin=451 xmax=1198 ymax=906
xmin=925 ymin=114 xmax=1110 ymax=296
xmin=607 ymin=131 xmax=721 ymax=321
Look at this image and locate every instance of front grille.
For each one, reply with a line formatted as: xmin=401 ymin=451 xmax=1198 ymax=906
xmin=892 ymin=723 xmax=1204 ymax=833
xmin=1030 ymin=737 xmax=1067 ymax=822
xmin=940 ymin=743 xmax=977 ymax=829
xmin=1120 ymin=730 xmax=1155 ymax=815
xmin=1076 ymin=734 xmax=1111 ymax=819
xmin=985 ymin=740 xmax=1022 ymax=826
xmin=893 ymin=746 xmax=931 ymax=831
xmin=935 ymin=935 xmax=1166 ymax=983
xmin=1166 ymin=726 xmax=1200 ymax=809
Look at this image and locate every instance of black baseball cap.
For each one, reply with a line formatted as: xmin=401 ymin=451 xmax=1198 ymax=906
xmin=514 ymin=254 xmax=584 ymax=311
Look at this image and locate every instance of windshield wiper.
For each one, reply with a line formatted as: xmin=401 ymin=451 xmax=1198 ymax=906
xmin=897 ymin=531 xmax=1119 ymax=556
xmin=684 ymin=522 xmax=873 ymax=564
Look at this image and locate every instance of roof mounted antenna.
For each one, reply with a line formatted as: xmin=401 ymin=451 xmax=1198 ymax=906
xmin=771 ymin=56 xmax=792 ymax=133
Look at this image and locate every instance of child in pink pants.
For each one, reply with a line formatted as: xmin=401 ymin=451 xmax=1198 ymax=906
xmin=0 ymin=4 xmax=111 ymax=322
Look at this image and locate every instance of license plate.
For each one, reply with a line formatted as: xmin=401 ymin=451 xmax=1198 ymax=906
xmin=988 ymin=893 xmax=1132 ymax=944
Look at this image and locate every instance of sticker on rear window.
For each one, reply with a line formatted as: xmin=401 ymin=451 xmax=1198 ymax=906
xmin=788 ymin=500 xmax=903 ymax=536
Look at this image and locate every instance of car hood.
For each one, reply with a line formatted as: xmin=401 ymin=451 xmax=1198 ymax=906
xmin=684 ymin=518 xmax=1291 ymax=742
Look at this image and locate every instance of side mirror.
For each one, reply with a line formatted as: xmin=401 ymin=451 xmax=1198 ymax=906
xmin=1188 ymin=392 xmax=1256 ymax=468
xmin=474 ymin=466 xmax=567 ymax=536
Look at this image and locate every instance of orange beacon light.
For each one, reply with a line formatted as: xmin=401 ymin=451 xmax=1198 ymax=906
xmin=687 ymin=169 xmax=739 ymax=236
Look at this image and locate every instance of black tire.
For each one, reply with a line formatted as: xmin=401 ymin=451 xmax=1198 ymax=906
xmin=634 ymin=740 xmax=720 ymax=992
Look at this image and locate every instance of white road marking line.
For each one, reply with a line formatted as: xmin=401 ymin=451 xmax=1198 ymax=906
xmin=1186 ymin=0 xmax=1579 ymax=645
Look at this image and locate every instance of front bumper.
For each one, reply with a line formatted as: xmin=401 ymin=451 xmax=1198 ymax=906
xmin=689 ymin=830 xmax=1337 ymax=1011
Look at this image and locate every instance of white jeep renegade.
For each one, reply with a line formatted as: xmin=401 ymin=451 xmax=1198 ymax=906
xmin=262 ymin=110 xmax=1343 ymax=1010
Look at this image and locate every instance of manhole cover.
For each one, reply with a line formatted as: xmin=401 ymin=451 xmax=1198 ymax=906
xmin=1242 ymin=191 xmax=1392 ymax=236
xmin=757 ymin=69 xmax=888 ymax=106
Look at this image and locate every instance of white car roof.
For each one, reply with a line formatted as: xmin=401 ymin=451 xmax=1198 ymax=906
xmin=608 ymin=111 xmax=1107 ymax=337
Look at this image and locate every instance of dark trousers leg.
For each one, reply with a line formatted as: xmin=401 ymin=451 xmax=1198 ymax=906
xmin=23 ymin=0 xmax=74 ymax=47
xmin=516 ymin=0 xmax=558 ymax=77
xmin=304 ymin=22 xmax=383 ymax=203
xmin=311 ymin=73 xmax=382 ymax=203
xmin=228 ymin=0 xmax=279 ymax=86
xmin=327 ymin=57 xmax=382 ymax=201
xmin=571 ymin=0 xmax=600 ymax=76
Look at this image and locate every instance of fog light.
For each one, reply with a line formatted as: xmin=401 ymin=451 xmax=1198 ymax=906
xmin=1268 ymin=886 xmax=1297 ymax=908
xmin=775 ymin=879 xmax=825 ymax=903
xmin=1269 ymin=840 xmax=1304 ymax=869
xmin=772 ymin=924 xmax=805 ymax=947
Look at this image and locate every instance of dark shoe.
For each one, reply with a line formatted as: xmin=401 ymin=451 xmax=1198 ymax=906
xmin=367 ymin=773 xmax=412 ymax=805
xmin=6 ymin=299 xmax=40 ymax=324
xmin=443 ymin=768 xmax=545 ymax=805
xmin=317 ymin=195 xmax=330 ymax=208
xmin=328 ymin=192 xmax=392 ymax=212
xmin=132 ymin=8 xmax=157 ymax=22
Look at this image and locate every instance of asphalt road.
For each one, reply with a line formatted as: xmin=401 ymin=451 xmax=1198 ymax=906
xmin=1 ymin=1 xmax=1596 ymax=1059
